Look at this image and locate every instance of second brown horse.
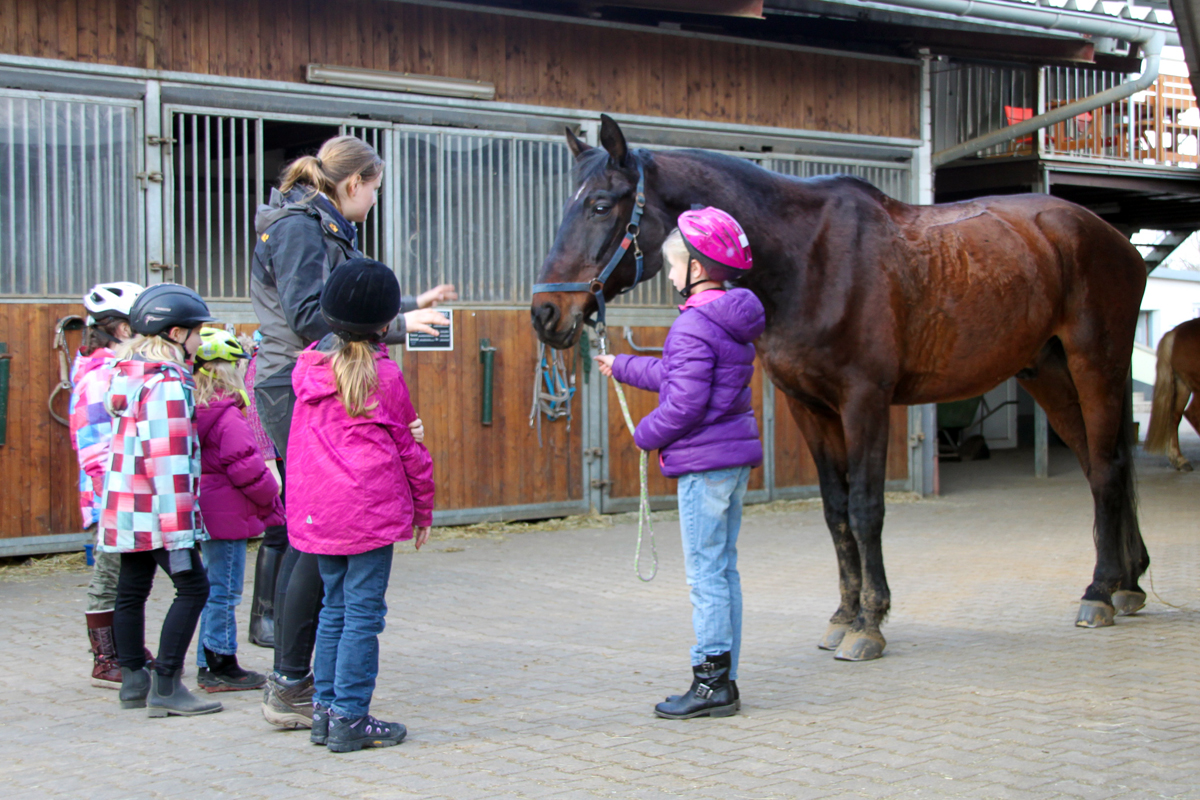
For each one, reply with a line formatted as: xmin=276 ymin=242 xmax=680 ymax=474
xmin=532 ymin=116 xmax=1150 ymax=661
xmin=1144 ymin=317 xmax=1200 ymax=470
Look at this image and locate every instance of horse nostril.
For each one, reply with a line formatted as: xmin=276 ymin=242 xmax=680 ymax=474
xmin=536 ymin=303 xmax=560 ymax=330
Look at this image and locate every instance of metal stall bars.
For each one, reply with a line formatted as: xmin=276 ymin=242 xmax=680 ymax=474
xmin=930 ymin=59 xmax=1038 ymax=159
xmin=389 ymin=126 xmax=573 ymax=304
xmin=0 ymin=89 xmax=143 ymax=297
xmin=164 ymin=108 xmax=263 ymax=298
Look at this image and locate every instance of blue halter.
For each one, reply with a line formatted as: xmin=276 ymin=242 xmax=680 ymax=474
xmin=532 ymin=162 xmax=646 ymax=327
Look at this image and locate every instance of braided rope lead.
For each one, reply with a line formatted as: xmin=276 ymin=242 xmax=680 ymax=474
xmin=599 ymin=325 xmax=657 ymax=582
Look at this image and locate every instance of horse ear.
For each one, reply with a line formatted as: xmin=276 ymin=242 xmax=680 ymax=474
xmin=599 ymin=114 xmax=629 ymax=167
xmin=565 ymin=127 xmax=591 ymax=159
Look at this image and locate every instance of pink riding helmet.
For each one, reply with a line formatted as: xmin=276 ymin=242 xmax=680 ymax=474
xmin=677 ymin=207 xmax=753 ymax=282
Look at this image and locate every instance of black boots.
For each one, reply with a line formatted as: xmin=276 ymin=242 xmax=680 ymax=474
xmin=249 ymin=543 xmax=283 ymax=648
xmin=655 ymin=652 xmax=739 ymax=719
xmin=148 ymin=668 xmax=223 ymax=717
xmin=197 ymin=647 xmax=267 ymax=693
xmin=119 ymin=666 xmax=151 ymax=709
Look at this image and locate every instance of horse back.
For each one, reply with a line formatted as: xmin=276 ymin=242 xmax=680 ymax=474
xmin=883 ymin=193 xmax=1145 ymax=404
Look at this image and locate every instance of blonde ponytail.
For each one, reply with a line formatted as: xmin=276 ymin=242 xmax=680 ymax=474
xmin=114 ymin=334 xmax=187 ymax=365
xmin=279 ymin=135 xmax=384 ymax=211
xmin=329 ymin=340 xmax=380 ymax=418
xmin=194 ymin=359 xmax=248 ymax=408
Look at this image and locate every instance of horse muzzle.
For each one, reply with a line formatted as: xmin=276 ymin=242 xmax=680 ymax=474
xmin=531 ymin=296 xmax=584 ymax=349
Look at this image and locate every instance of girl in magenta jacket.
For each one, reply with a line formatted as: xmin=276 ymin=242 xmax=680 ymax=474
xmin=287 ymin=258 xmax=435 ymax=754
xmin=193 ymin=329 xmax=284 ymax=694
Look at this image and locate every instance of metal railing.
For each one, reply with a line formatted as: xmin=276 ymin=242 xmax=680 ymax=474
xmin=0 ymin=91 xmax=143 ymax=297
xmin=932 ymin=57 xmax=1199 ymax=168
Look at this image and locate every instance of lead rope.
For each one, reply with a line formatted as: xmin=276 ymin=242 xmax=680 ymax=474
xmin=597 ymin=324 xmax=657 ymax=582
xmin=48 ymin=315 xmax=85 ymax=426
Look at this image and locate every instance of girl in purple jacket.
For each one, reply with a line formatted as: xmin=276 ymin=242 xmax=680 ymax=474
xmin=193 ymin=329 xmax=284 ymax=693
xmin=287 ymin=258 xmax=435 ymax=753
xmin=595 ymin=207 xmax=765 ymax=720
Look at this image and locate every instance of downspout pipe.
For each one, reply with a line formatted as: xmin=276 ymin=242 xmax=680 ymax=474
xmin=846 ymin=0 xmax=1178 ymax=46
xmin=933 ymin=31 xmax=1165 ymax=166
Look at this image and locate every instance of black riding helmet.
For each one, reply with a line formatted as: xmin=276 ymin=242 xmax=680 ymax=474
xmin=129 ymin=283 xmax=217 ymax=336
xmin=320 ymin=258 xmax=401 ymax=340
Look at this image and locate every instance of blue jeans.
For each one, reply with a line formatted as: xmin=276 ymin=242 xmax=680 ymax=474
xmin=314 ymin=545 xmax=394 ymax=719
xmin=197 ymin=539 xmax=248 ymax=668
xmin=677 ymin=465 xmax=751 ymax=681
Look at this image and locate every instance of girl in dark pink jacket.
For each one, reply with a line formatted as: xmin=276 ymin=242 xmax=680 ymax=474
xmin=287 ymin=258 xmax=435 ymax=754
xmin=193 ymin=329 xmax=285 ymax=693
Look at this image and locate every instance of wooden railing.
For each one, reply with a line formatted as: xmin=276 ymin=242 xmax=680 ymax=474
xmin=1036 ymin=71 xmax=1197 ymax=167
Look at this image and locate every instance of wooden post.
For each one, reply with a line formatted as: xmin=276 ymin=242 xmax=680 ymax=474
xmin=1035 ymin=403 xmax=1049 ymax=479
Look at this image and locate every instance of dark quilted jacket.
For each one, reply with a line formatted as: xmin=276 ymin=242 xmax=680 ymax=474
xmin=612 ymin=288 xmax=766 ymax=478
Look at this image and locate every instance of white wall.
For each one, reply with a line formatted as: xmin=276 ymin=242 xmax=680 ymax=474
xmin=1141 ymin=270 xmax=1200 ymax=348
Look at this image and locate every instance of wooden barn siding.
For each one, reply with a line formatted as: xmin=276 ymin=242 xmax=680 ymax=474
xmin=397 ymin=309 xmax=583 ymax=512
xmin=0 ymin=303 xmax=85 ymax=538
xmin=0 ymin=306 xmax=581 ymax=539
xmin=0 ymin=0 xmax=919 ymax=138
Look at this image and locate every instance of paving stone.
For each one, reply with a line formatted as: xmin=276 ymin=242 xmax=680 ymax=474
xmin=3 ymin=448 xmax=1200 ymax=799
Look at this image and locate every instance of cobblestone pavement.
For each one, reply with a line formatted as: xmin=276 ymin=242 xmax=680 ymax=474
xmin=3 ymin=445 xmax=1199 ymax=800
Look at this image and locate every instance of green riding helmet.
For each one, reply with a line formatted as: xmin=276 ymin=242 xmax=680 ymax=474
xmin=196 ymin=328 xmax=249 ymax=364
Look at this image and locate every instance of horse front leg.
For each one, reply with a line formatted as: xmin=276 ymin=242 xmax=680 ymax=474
xmin=834 ymin=394 xmax=892 ymax=662
xmin=785 ymin=398 xmax=858 ymax=652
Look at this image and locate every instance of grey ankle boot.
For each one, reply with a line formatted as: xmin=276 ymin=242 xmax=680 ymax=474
xmin=119 ymin=666 xmax=151 ymax=709
xmin=147 ymin=669 xmax=223 ymax=718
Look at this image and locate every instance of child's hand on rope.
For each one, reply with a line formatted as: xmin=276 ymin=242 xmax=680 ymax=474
xmin=413 ymin=526 xmax=431 ymax=550
xmin=594 ymin=354 xmax=616 ymax=377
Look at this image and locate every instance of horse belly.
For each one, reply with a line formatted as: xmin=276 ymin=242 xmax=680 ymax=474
xmin=894 ymin=225 xmax=1060 ymax=405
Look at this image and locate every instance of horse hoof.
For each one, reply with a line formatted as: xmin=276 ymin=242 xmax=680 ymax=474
xmin=1075 ymin=600 xmax=1115 ymax=628
xmin=1181 ymin=461 xmax=1194 ymax=472
xmin=834 ymin=631 xmax=886 ymax=661
xmin=1112 ymin=590 xmax=1147 ymax=616
xmin=817 ymin=623 xmax=851 ymax=651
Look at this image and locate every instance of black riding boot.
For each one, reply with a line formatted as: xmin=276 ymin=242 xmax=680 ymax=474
xmin=654 ymin=652 xmax=738 ymax=719
xmin=249 ymin=542 xmax=283 ymax=648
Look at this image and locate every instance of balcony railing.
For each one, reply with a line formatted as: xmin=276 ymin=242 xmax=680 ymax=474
xmin=932 ymin=59 xmax=1198 ymax=169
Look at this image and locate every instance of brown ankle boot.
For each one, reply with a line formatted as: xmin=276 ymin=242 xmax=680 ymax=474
xmin=86 ymin=611 xmax=122 ymax=689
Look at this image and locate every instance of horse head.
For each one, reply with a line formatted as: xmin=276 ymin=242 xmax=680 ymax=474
xmin=531 ymin=115 xmax=670 ymax=349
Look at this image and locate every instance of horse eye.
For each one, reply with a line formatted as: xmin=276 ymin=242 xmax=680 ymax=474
xmin=593 ymin=204 xmax=611 ymax=216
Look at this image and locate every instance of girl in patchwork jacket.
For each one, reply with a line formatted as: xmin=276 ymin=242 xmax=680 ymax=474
xmin=192 ymin=328 xmax=284 ymax=694
xmin=287 ymin=258 xmax=435 ymax=753
xmin=99 ymin=283 xmax=223 ymax=719
xmin=69 ymin=281 xmax=142 ymax=689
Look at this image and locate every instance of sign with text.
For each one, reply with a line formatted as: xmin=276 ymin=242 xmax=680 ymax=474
xmin=405 ymin=311 xmax=454 ymax=351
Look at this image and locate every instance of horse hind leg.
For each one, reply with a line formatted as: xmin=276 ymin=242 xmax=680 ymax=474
xmin=1167 ymin=378 xmax=1193 ymax=471
xmin=1061 ymin=342 xmax=1148 ymax=625
xmin=1016 ymin=339 xmax=1143 ymax=627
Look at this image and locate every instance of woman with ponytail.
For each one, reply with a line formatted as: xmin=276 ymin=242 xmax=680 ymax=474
xmin=251 ymin=134 xmax=454 ymax=730
xmin=287 ymin=258 xmax=434 ymax=752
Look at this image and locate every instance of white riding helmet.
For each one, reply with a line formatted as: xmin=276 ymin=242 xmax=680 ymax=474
xmin=84 ymin=281 xmax=144 ymax=325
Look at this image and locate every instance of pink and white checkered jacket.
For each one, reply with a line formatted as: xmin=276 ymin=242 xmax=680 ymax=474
xmin=97 ymin=358 xmax=207 ymax=553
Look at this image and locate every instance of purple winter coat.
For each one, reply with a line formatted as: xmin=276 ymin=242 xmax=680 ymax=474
xmin=612 ymin=288 xmax=766 ymax=478
xmin=196 ymin=394 xmax=285 ymax=540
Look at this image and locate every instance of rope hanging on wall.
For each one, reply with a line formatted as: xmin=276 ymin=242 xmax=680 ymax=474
xmin=528 ymin=342 xmax=575 ymax=447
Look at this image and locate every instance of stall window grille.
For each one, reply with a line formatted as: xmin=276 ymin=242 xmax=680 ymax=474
xmin=0 ymin=91 xmax=142 ymax=297
xmin=162 ymin=110 xmax=909 ymax=308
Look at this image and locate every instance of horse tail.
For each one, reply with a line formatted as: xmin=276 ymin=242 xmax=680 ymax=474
xmin=1143 ymin=329 xmax=1178 ymax=454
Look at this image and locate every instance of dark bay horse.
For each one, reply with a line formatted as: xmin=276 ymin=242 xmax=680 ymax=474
xmin=531 ymin=116 xmax=1150 ymax=661
xmin=1144 ymin=317 xmax=1200 ymax=471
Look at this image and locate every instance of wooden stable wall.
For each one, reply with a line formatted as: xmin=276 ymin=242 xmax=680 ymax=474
xmin=401 ymin=309 xmax=583 ymax=512
xmin=0 ymin=0 xmax=919 ymax=138
xmin=0 ymin=303 xmax=85 ymax=538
